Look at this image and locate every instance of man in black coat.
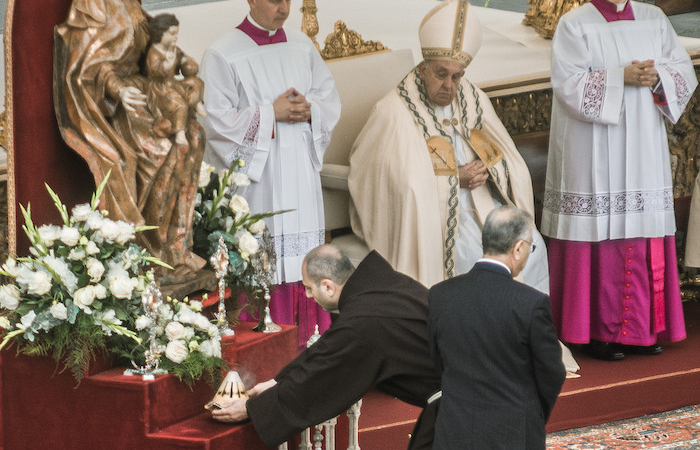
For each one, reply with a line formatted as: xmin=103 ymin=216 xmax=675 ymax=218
xmin=212 ymin=244 xmax=441 ymax=449
xmin=429 ymin=206 xmax=566 ymax=449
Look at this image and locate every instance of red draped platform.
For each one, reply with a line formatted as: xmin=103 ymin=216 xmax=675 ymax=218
xmin=0 ymin=322 xmax=297 ymax=450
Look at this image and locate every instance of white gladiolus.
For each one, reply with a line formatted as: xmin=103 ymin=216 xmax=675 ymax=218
xmin=17 ymin=267 xmax=53 ymax=296
xmin=199 ymin=162 xmax=214 ymax=188
xmin=165 ymin=340 xmax=189 ymax=364
xmin=0 ymin=316 xmax=10 ymax=330
xmin=60 ymin=226 xmax=81 ymax=247
xmin=17 ymin=310 xmax=36 ymax=330
xmin=0 ymin=284 xmax=21 ymax=310
xmin=2 ymin=258 xmax=18 ymax=278
xmin=231 ymin=171 xmax=250 ymax=187
xmin=44 ymin=255 xmax=79 ymax=294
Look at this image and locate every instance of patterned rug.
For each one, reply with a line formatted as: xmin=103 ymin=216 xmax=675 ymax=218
xmin=547 ymin=405 xmax=700 ymax=449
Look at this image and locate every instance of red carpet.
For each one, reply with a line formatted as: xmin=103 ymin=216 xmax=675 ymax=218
xmin=340 ymin=301 xmax=700 ymax=449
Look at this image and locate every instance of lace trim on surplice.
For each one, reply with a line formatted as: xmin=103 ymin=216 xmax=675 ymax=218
xmin=232 ymin=106 xmax=261 ymax=171
xmin=272 ymin=230 xmax=325 ymax=259
xmin=666 ymin=67 xmax=692 ymax=112
xmin=543 ymin=188 xmax=674 ymax=216
xmin=582 ymin=70 xmax=606 ymax=120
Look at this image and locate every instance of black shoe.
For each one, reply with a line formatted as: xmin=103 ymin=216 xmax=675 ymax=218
xmin=582 ymin=341 xmax=625 ymax=361
xmin=615 ymin=344 xmax=663 ymax=355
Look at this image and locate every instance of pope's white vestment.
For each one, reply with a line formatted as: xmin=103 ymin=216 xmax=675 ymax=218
xmin=200 ymin=26 xmax=341 ymax=283
xmin=348 ymin=68 xmax=549 ymax=291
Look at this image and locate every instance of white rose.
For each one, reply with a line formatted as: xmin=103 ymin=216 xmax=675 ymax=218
xmin=0 ymin=284 xmax=21 ymax=310
xmin=135 ymin=315 xmax=152 ymax=331
xmin=49 ymin=302 xmax=68 ymax=320
xmin=165 ymin=340 xmax=189 ymax=364
xmin=37 ymin=225 xmax=62 ymax=246
xmin=157 ymin=304 xmax=174 ymax=321
xmin=228 ymin=195 xmax=250 ymax=218
xmin=60 ymin=227 xmax=81 ymax=247
xmin=106 ymin=264 xmax=136 ymax=299
xmin=237 ymin=231 xmax=260 ymax=255
xmin=184 ymin=326 xmax=195 ymax=340
xmin=99 ymin=220 xmax=121 ymax=242
xmin=248 ymin=220 xmax=267 ymax=236
xmin=199 ymin=339 xmax=215 ymax=357
xmin=231 ymin=171 xmax=250 ymax=187
xmin=68 ymin=248 xmax=87 ymax=261
xmin=94 ymin=284 xmax=107 ymax=299
xmin=0 ymin=316 xmax=10 ymax=330
xmin=115 ymin=221 xmax=135 ymax=245
xmin=207 ymin=325 xmax=219 ymax=337
xmin=71 ymin=203 xmax=93 ymax=222
xmin=165 ymin=321 xmax=187 ymax=341
xmin=85 ymin=211 xmax=105 ymax=231
xmin=175 ymin=307 xmax=197 ymax=325
xmin=73 ymin=286 xmax=97 ymax=312
xmin=193 ymin=314 xmax=211 ymax=331
xmin=85 ymin=240 xmax=100 ymax=256
xmin=86 ymin=258 xmax=105 ymax=283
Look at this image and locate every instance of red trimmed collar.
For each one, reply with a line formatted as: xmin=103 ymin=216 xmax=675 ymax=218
xmin=236 ymin=17 xmax=287 ymax=45
xmin=591 ymin=0 xmax=635 ymax=22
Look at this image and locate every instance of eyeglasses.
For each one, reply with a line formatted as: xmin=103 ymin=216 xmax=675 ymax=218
xmin=520 ymin=239 xmax=536 ymax=253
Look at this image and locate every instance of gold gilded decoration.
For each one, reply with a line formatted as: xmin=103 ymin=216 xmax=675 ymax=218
xmin=319 ymin=21 xmax=388 ymax=60
xmin=490 ymin=89 xmax=554 ymax=136
xmin=523 ymin=0 xmax=586 ymax=39
xmin=5 ymin=0 xmax=17 ymax=258
xmin=469 ymin=128 xmax=504 ymax=169
xmin=300 ymin=0 xmax=321 ymax=51
xmin=427 ymin=136 xmax=458 ymax=176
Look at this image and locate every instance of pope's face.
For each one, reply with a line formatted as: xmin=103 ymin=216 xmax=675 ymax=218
xmin=248 ymin=0 xmax=291 ymax=31
xmin=419 ymin=60 xmax=466 ymax=107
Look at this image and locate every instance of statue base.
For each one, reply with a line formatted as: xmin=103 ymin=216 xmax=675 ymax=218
xmin=160 ymin=268 xmax=218 ymax=300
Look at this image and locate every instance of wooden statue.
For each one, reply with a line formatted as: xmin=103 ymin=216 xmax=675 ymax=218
xmin=53 ymin=0 xmax=213 ymax=294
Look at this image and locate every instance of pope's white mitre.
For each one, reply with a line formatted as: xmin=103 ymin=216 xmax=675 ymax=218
xmin=419 ymin=0 xmax=482 ymax=67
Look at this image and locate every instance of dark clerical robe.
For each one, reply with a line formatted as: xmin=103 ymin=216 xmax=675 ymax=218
xmin=246 ymin=251 xmax=441 ymax=448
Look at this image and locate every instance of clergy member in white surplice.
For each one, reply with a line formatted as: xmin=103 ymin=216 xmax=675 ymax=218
xmin=348 ymin=0 xmax=549 ymax=292
xmin=542 ymin=0 xmax=697 ymax=361
xmin=200 ymin=0 xmax=341 ymax=347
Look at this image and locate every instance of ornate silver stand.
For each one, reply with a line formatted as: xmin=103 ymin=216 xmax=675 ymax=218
xmin=210 ymin=236 xmax=234 ymax=337
xmin=252 ymin=230 xmax=281 ymax=333
xmin=124 ymin=269 xmax=168 ymax=380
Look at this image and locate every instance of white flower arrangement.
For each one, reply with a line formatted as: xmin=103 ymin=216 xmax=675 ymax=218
xmin=193 ymin=160 xmax=288 ymax=319
xmin=129 ymin=295 xmax=228 ymax=385
xmin=0 ymin=176 xmax=169 ymax=383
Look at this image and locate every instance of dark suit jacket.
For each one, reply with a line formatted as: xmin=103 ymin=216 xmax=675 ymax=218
xmin=248 ymin=251 xmax=440 ymax=449
xmin=428 ymin=262 xmax=565 ymax=450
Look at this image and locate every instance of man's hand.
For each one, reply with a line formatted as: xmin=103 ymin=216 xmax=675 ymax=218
xmin=624 ymin=60 xmax=659 ymax=87
xmin=459 ymin=160 xmax=489 ymax=190
xmin=274 ymin=88 xmax=312 ymax=124
xmin=248 ymin=379 xmax=277 ymax=397
xmin=211 ymin=398 xmax=249 ymax=423
xmin=118 ymin=86 xmax=147 ymax=112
